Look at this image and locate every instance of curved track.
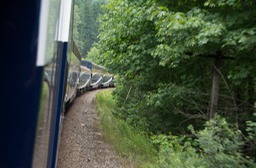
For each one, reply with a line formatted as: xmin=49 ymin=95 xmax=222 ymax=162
xmin=57 ymin=89 xmax=134 ymax=168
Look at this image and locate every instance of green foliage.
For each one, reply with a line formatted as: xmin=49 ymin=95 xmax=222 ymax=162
xmin=151 ymin=116 xmax=256 ymax=168
xmin=98 ymin=0 xmax=256 ymax=163
xmin=246 ymin=113 xmax=256 ymax=141
xmin=96 ymin=90 xmax=158 ymax=167
xmin=111 ymin=77 xmax=152 ymax=132
xmin=246 ymin=113 xmax=256 ymax=161
xmin=86 ymin=45 xmax=101 ymax=64
xmin=96 ymin=90 xmax=256 ymax=167
xmin=98 ymin=0 xmax=256 ymax=128
xmin=189 ymin=115 xmax=253 ymax=167
xmin=151 ymin=134 xmax=203 ymax=168
xmin=74 ymin=0 xmax=104 ymax=57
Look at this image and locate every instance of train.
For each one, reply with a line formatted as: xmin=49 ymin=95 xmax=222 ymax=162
xmin=0 ymin=0 xmax=114 ymax=167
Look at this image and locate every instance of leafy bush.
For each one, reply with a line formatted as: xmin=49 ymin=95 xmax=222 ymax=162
xmin=151 ymin=116 xmax=256 ymax=168
xmin=246 ymin=113 xmax=256 ymax=161
xmin=86 ymin=45 xmax=101 ymax=64
xmin=112 ymin=77 xmax=208 ymax=134
xmin=96 ymin=90 xmax=158 ymax=167
xmin=97 ymin=90 xmax=256 ymax=167
xmin=190 ymin=115 xmax=255 ymax=168
xmin=151 ymin=134 xmax=203 ymax=168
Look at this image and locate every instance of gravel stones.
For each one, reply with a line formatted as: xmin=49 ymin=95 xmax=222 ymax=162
xmin=57 ymin=89 xmax=134 ymax=168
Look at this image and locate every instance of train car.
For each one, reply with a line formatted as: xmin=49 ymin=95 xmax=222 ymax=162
xmin=93 ymin=63 xmax=115 ymax=88
xmin=91 ymin=62 xmax=109 ymax=88
xmin=80 ymin=60 xmax=115 ymax=89
xmin=81 ymin=60 xmax=102 ymax=89
xmin=77 ymin=65 xmax=92 ymax=94
xmin=0 ymin=0 xmax=75 ymax=167
xmin=102 ymin=75 xmax=115 ymax=87
xmin=65 ymin=39 xmax=81 ymax=105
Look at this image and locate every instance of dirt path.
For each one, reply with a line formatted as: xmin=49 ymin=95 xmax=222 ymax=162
xmin=56 ymin=89 xmax=133 ymax=168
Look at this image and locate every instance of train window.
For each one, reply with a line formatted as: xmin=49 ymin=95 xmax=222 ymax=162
xmin=33 ymin=0 xmax=62 ymax=167
xmin=103 ymin=75 xmax=112 ymax=83
xmin=80 ymin=73 xmax=91 ymax=82
xmin=37 ymin=0 xmax=61 ymax=66
xmin=32 ymin=81 xmax=51 ymax=167
xmin=68 ymin=71 xmax=79 ymax=86
xmin=92 ymin=74 xmax=102 ymax=83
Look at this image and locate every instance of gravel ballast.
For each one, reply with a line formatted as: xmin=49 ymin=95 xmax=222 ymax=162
xmin=57 ymin=89 xmax=134 ymax=168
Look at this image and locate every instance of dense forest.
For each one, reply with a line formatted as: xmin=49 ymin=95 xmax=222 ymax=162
xmin=73 ymin=0 xmax=104 ymax=58
xmin=76 ymin=0 xmax=256 ymax=167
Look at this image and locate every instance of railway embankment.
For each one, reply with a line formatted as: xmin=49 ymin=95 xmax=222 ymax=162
xmin=57 ymin=89 xmax=133 ymax=168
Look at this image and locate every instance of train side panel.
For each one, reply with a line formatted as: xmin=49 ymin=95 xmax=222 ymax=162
xmin=0 ymin=0 xmax=74 ymax=167
xmin=33 ymin=0 xmax=64 ymax=167
xmin=92 ymin=62 xmax=114 ymax=88
xmin=80 ymin=60 xmax=115 ymax=89
xmin=65 ymin=40 xmax=81 ymax=104
xmin=78 ymin=65 xmax=92 ymax=94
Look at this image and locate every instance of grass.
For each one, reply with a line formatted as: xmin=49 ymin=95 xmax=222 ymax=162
xmin=95 ymin=90 xmax=256 ymax=168
xmin=95 ymin=90 xmax=158 ymax=167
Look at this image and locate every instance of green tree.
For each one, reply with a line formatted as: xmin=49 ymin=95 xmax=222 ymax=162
xmin=99 ymin=0 xmax=256 ymax=127
xmin=86 ymin=45 xmax=101 ymax=64
xmin=98 ymin=1 xmax=256 ymax=162
xmin=150 ymin=0 xmax=256 ymax=119
xmin=74 ymin=0 xmax=104 ymax=57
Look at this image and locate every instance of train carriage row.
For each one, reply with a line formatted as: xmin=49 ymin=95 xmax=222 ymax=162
xmin=0 ymin=0 xmax=114 ymax=167
xmin=78 ymin=60 xmax=115 ymax=92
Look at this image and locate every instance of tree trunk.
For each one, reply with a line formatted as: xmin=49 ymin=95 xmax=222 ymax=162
xmin=248 ymin=78 xmax=255 ymax=116
xmin=209 ymin=51 xmax=222 ymax=119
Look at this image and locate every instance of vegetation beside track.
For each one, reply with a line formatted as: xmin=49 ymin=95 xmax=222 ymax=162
xmin=96 ymin=90 xmax=158 ymax=167
xmin=96 ymin=0 xmax=256 ymax=166
xmin=96 ymin=90 xmax=256 ymax=168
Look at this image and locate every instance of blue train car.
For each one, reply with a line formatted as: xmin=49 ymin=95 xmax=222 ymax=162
xmin=81 ymin=60 xmax=115 ymax=89
xmin=0 ymin=0 xmax=75 ymax=167
xmin=78 ymin=65 xmax=92 ymax=94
